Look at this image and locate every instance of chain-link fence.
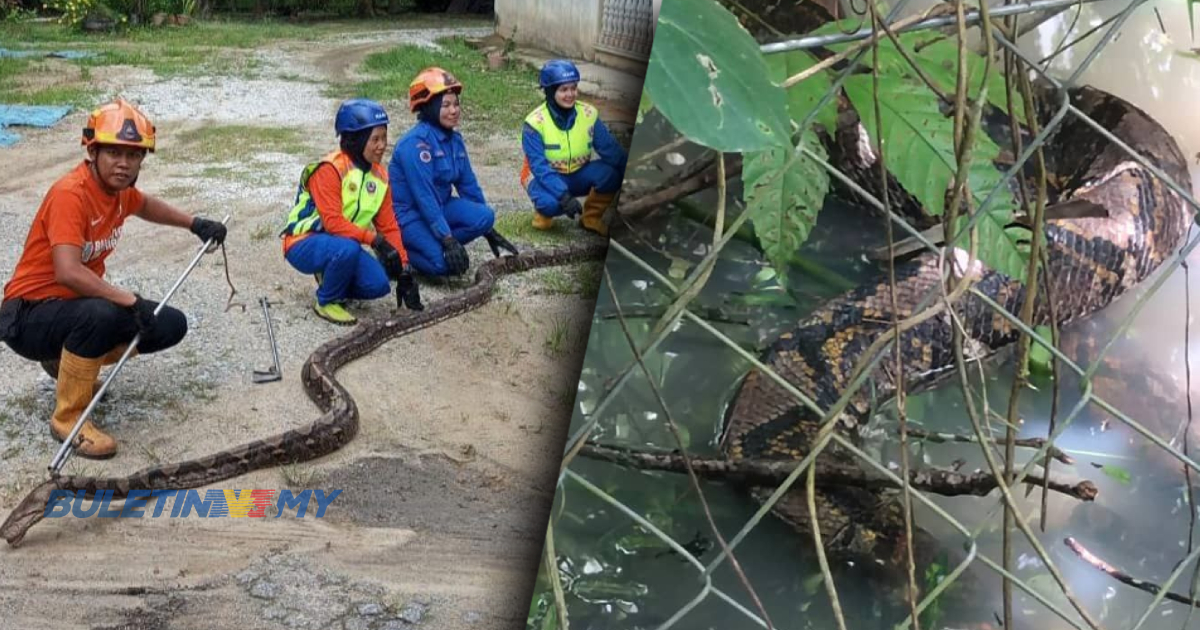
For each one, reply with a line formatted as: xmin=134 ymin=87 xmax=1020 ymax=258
xmin=537 ymin=1 xmax=1200 ymax=628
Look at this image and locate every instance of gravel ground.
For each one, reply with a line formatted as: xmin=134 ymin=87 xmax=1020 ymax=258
xmin=0 ymin=21 xmax=617 ymax=630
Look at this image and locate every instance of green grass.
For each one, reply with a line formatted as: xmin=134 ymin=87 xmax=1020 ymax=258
xmin=543 ymin=316 xmax=571 ymax=356
xmin=73 ymin=41 xmax=271 ymax=78
xmin=249 ymin=222 xmax=277 ymax=242
xmin=170 ymin=124 xmax=310 ymax=162
xmin=492 ymin=211 xmax=574 ymax=247
xmin=15 ymin=84 xmax=98 ymax=107
xmin=355 ymin=36 xmax=542 ymax=135
xmin=540 ymin=262 xmax=603 ymax=296
xmin=0 ymin=17 xmax=490 ymax=86
xmin=0 ymin=57 xmax=31 ymax=87
xmin=0 ymin=56 xmax=100 ymax=105
xmin=0 ymin=15 xmax=490 ymax=47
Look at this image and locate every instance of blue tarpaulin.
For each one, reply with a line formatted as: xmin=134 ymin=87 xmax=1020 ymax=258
xmin=0 ymin=48 xmax=96 ymax=60
xmin=0 ymin=105 xmax=73 ymax=147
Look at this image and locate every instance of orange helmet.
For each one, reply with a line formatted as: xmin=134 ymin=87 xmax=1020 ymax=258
xmin=82 ymin=98 xmax=156 ymax=152
xmin=408 ymin=67 xmax=464 ymax=112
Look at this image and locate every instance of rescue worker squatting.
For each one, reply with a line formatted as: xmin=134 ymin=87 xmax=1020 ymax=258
xmin=522 ymin=59 xmax=628 ymax=237
xmin=0 ymin=98 xmax=227 ymax=460
xmin=281 ymin=97 xmax=423 ymax=326
xmin=389 ymin=66 xmax=518 ymax=278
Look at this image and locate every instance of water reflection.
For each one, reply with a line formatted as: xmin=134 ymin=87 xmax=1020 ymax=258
xmin=539 ymin=2 xmax=1200 ymax=628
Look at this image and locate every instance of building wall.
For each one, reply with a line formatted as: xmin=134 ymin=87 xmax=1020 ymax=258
xmin=496 ymin=0 xmax=602 ymax=61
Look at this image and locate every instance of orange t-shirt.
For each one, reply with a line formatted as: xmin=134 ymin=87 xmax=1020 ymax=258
xmin=3 ymin=161 xmax=145 ymax=301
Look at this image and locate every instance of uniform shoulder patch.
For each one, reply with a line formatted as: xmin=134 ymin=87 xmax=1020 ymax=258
xmin=419 ymin=150 xmax=432 ymax=163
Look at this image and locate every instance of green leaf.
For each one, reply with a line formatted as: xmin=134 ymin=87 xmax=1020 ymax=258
xmin=743 ymin=130 xmax=830 ymax=283
xmin=752 ymin=267 xmax=777 ymax=285
xmin=667 ymin=255 xmax=691 ymax=280
xmin=1027 ymin=324 xmax=1054 ymax=375
xmin=1093 ymin=462 xmax=1132 ymax=485
xmin=913 ymin=35 xmax=1026 ymax=123
xmin=637 ymin=89 xmax=654 ymax=124
xmin=802 ymin=571 xmax=826 ymax=596
xmin=844 ymin=73 xmax=1028 ymax=280
xmin=904 ymin=394 xmax=927 ymax=423
xmin=843 ymin=74 xmax=956 ymax=217
xmin=763 ymin=50 xmax=839 ymax=133
xmin=820 ymin=29 xmax=1025 ymax=122
xmin=646 ymin=0 xmax=791 ymax=151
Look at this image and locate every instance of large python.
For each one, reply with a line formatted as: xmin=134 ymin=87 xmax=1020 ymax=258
xmin=721 ymin=83 xmax=1193 ymax=566
xmin=0 ymin=241 xmax=606 ymax=545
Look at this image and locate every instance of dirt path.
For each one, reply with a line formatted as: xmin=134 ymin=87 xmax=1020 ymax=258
xmin=0 ymin=24 xmax=603 ymax=630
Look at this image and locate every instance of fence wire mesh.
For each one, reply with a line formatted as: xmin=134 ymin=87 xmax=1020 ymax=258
xmin=541 ymin=1 xmax=1200 ymax=628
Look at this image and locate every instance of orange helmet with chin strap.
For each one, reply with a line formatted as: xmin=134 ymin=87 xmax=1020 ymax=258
xmin=82 ymin=98 xmax=156 ymax=152
xmin=408 ymin=67 xmax=463 ymax=112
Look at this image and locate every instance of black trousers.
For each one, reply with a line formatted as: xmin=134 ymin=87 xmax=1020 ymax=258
xmin=0 ymin=297 xmax=187 ymax=361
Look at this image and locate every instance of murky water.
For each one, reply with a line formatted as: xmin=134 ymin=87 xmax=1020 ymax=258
xmin=535 ymin=2 xmax=1200 ymax=629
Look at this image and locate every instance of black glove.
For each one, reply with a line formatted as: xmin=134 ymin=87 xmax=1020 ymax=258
xmin=441 ymin=236 xmax=470 ymax=276
xmin=396 ymin=266 xmax=424 ymax=311
xmin=371 ymin=234 xmax=405 ymax=280
xmin=128 ymin=294 xmax=157 ymax=334
xmin=190 ymin=217 xmax=227 ymax=246
xmin=558 ymin=193 xmax=583 ymax=219
xmin=483 ymin=229 xmax=519 ymax=259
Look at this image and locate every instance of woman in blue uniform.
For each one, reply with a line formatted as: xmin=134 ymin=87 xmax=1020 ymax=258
xmin=520 ymin=59 xmax=628 ymax=237
xmin=388 ymin=67 xmax=517 ymax=277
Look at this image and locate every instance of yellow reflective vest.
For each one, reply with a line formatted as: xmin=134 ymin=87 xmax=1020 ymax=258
xmin=283 ymin=151 xmax=389 ymax=237
xmin=524 ymin=102 xmax=598 ymax=174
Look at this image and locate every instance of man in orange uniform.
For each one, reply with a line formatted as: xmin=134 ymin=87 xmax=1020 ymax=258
xmin=0 ymin=98 xmax=227 ymax=459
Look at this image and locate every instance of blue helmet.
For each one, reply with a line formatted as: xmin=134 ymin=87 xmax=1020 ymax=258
xmin=539 ymin=60 xmax=581 ymax=89
xmin=334 ymin=98 xmax=389 ymax=135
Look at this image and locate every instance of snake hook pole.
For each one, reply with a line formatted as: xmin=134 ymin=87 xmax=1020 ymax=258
xmin=48 ymin=213 xmax=232 ymax=475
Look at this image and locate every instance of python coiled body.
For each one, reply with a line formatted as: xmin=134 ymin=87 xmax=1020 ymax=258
xmin=721 ymin=85 xmax=1192 ymax=559
xmin=1 ymin=242 xmax=607 ymax=546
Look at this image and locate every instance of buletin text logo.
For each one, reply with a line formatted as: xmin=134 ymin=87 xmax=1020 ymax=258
xmin=43 ymin=489 xmax=342 ymax=518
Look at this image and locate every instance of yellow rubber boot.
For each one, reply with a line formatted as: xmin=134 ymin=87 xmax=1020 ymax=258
xmin=531 ymin=211 xmax=554 ymax=231
xmin=580 ymin=191 xmax=615 ymax=237
xmin=41 ymin=343 xmax=134 ymax=393
xmin=49 ymin=350 xmax=117 ymax=459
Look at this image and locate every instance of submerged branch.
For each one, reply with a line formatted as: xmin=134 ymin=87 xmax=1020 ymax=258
xmin=905 ymin=427 xmax=1074 ymax=465
xmin=617 ymin=154 xmax=744 ymax=219
xmin=1065 ymin=537 xmax=1200 ymax=607
xmin=579 ymin=443 xmax=1098 ymax=502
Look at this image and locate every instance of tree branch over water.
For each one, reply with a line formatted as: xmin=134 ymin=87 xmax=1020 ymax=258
xmin=579 ymin=443 xmax=1099 ymax=502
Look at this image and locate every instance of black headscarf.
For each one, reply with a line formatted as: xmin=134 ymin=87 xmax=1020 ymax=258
xmin=417 ymin=93 xmax=451 ymax=131
xmin=543 ymin=85 xmax=577 ymax=131
xmin=339 ymin=127 xmax=375 ymax=172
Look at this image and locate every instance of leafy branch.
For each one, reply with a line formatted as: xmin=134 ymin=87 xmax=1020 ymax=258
xmin=643 ymin=0 xmax=1037 ymax=284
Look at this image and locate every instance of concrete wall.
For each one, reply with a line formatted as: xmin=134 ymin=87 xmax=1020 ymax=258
xmin=495 ymin=0 xmax=602 ymax=61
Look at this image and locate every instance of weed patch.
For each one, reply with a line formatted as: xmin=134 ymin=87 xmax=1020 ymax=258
xmin=354 ymin=37 xmax=540 ymax=136
xmin=169 ymin=125 xmax=309 ymax=163
xmin=492 ymin=211 xmax=574 ymax=247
